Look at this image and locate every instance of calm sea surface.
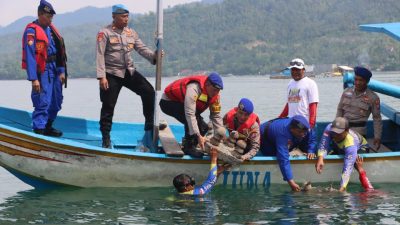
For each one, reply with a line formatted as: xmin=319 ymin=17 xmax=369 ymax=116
xmin=0 ymin=73 xmax=400 ymax=224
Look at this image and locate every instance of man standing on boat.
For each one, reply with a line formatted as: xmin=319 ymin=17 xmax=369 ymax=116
xmin=259 ymin=115 xmax=315 ymax=191
xmin=278 ymin=58 xmax=319 ymax=159
xmin=160 ymin=73 xmax=224 ymax=158
xmin=223 ymin=98 xmax=260 ymax=161
xmin=336 ymin=66 xmax=382 ymax=151
xmin=315 ymin=117 xmax=374 ymax=191
xmin=96 ymin=4 xmax=160 ymax=148
xmin=22 ymin=0 xmax=67 ymax=137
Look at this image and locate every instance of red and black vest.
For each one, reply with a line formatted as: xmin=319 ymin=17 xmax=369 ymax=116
xmin=164 ymin=75 xmax=220 ymax=113
xmin=225 ymin=107 xmax=260 ymax=136
xmin=22 ymin=22 xmax=67 ymax=74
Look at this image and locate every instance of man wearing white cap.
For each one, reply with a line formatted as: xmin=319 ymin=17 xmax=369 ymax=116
xmin=278 ymin=58 xmax=319 ymax=159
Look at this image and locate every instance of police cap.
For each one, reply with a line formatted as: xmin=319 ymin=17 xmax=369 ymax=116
xmin=112 ymin=4 xmax=129 ymax=14
xmin=38 ymin=0 xmax=56 ymax=15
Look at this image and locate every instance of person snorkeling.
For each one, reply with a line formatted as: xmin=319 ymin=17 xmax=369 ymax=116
xmin=173 ymin=148 xmax=226 ymax=196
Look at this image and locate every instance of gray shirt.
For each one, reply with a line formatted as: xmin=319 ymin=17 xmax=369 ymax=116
xmin=336 ymin=87 xmax=382 ymax=139
xmin=162 ymin=82 xmax=223 ymax=136
xmin=96 ymin=24 xmax=156 ymax=79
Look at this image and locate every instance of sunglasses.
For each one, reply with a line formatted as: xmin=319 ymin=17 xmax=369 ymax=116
xmin=290 ymin=61 xmax=304 ymax=67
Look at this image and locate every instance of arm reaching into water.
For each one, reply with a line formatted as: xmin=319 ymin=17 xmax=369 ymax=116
xmin=185 ymin=148 xmax=220 ymax=196
xmin=356 ymin=156 xmax=374 ymax=191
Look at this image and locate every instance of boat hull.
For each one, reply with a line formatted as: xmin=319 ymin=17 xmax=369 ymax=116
xmin=1 ymin=123 xmax=400 ymax=188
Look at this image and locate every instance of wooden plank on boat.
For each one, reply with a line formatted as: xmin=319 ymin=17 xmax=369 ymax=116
xmin=158 ymin=120 xmax=184 ymax=157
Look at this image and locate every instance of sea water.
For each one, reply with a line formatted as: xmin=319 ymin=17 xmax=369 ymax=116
xmin=0 ymin=73 xmax=400 ymax=224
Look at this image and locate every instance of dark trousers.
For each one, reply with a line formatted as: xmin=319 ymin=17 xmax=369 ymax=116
xmin=159 ymin=99 xmax=208 ymax=137
xmin=100 ymin=70 xmax=155 ymax=138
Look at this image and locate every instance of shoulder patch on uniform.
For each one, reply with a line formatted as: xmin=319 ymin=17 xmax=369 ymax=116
xmin=375 ymin=98 xmax=380 ymax=110
xmin=210 ymin=102 xmax=221 ymax=113
xmin=26 ymin=33 xmax=35 ymax=44
xmin=97 ymin=32 xmax=104 ymax=42
xmin=250 ymin=131 xmax=258 ymax=140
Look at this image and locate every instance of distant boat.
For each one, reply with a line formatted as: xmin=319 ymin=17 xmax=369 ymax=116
xmin=332 ymin=65 xmax=354 ymax=76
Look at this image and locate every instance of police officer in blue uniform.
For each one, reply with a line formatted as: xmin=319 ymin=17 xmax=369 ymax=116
xmin=22 ymin=0 xmax=67 ymax=137
xmin=259 ymin=115 xmax=316 ymax=191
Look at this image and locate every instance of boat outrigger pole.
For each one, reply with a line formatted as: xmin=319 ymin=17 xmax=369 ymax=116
xmin=153 ymin=0 xmax=163 ymax=147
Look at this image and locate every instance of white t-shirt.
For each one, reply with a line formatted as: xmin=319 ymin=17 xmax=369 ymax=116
xmin=286 ymin=77 xmax=319 ymax=121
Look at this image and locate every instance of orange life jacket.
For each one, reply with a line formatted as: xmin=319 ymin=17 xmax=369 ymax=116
xmin=22 ymin=22 xmax=65 ymax=74
xmin=164 ymin=75 xmax=220 ymax=113
xmin=225 ymin=107 xmax=260 ymax=137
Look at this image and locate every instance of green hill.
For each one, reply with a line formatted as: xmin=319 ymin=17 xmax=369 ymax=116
xmin=1 ymin=0 xmax=400 ymax=79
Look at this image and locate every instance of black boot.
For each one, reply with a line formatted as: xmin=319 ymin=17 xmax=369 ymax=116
xmin=44 ymin=120 xmax=63 ymax=137
xmin=102 ymin=137 xmax=111 ymax=149
xmin=102 ymin=132 xmax=111 ymax=148
xmin=182 ymin=135 xmax=204 ymax=158
xmin=33 ymin=129 xmax=45 ymax=135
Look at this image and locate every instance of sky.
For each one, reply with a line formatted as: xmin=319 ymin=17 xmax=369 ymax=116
xmin=0 ymin=0 xmax=200 ymax=27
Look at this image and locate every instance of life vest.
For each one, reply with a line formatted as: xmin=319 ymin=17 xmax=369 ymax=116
xmin=225 ymin=107 xmax=260 ymax=137
xmin=164 ymin=75 xmax=220 ymax=113
xmin=22 ymin=22 xmax=66 ymax=74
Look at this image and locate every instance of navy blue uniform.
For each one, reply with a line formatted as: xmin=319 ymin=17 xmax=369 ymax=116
xmin=260 ymin=118 xmax=316 ymax=181
xmin=23 ymin=21 xmax=64 ymax=130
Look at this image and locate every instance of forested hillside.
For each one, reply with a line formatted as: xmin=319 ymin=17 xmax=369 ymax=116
xmin=1 ymin=0 xmax=400 ymax=79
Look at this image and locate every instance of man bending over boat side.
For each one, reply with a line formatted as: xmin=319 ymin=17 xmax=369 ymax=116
xmin=223 ymin=98 xmax=260 ymax=162
xmin=160 ymin=73 xmax=224 ymax=158
xmin=173 ymin=148 xmax=225 ymax=196
xmin=315 ymin=117 xmax=374 ymax=192
xmin=259 ymin=115 xmax=316 ymax=191
xmin=278 ymin=58 xmax=319 ymax=159
xmin=336 ymin=66 xmax=382 ymax=151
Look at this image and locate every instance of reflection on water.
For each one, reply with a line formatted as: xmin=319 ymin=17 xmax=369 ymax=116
xmin=0 ymin=184 xmax=399 ymax=224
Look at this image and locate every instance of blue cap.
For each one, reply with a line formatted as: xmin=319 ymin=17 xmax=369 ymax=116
xmin=238 ymin=98 xmax=254 ymax=114
xmin=354 ymin=66 xmax=372 ymax=82
xmin=112 ymin=4 xmax=129 ymax=14
xmin=290 ymin=115 xmax=310 ymax=130
xmin=38 ymin=0 xmax=56 ymax=15
xmin=207 ymin=72 xmax=223 ymax=90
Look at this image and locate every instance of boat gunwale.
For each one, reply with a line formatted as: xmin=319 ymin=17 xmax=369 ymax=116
xmin=1 ymin=122 xmax=400 ymax=165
